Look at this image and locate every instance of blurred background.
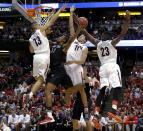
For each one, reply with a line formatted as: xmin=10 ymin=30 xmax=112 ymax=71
xmin=0 ymin=0 xmax=143 ymax=131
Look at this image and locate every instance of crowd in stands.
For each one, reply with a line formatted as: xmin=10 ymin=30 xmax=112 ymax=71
xmin=118 ymin=63 xmax=143 ymax=131
xmin=1 ymin=17 xmax=143 ymax=41
xmin=0 ymin=55 xmax=143 ymax=131
xmin=0 ymin=58 xmax=101 ymax=131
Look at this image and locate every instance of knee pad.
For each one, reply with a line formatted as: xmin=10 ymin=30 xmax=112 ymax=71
xmin=96 ymin=86 xmax=106 ymax=106
xmin=113 ymin=87 xmax=121 ymax=101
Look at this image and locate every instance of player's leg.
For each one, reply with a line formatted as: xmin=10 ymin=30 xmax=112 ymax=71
xmin=65 ymin=87 xmax=78 ymax=108
xmin=64 ymin=65 xmax=89 ymax=119
xmin=94 ymin=64 xmax=109 ymax=116
xmin=72 ymin=120 xmax=79 ymax=131
xmin=74 ymin=66 xmax=89 ymax=120
xmin=29 ymin=75 xmax=44 ymax=98
xmin=108 ymin=64 xmax=122 ymax=123
xmin=45 ymin=83 xmax=56 ymax=109
xmin=77 ymin=84 xmax=88 ymax=107
xmin=29 ymin=55 xmax=49 ymax=99
xmin=40 ymin=68 xmax=67 ymax=124
xmin=94 ymin=86 xmax=106 ymax=116
xmin=86 ymin=121 xmax=92 ymax=131
xmin=21 ymin=76 xmax=35 ymax=93
xmin=85 ymin=99 xmax=92 ymax=131
xmin=93 ymin=65 xmax=108 ymax=129
xmin=76 ymin=84 xmax=89 ymax=121
xmin=65 ymin=86 xmax=88 ymax=120
xmin=39 ymin=82 xmax=56 ymax=125
xmin=72 ymin=95 xmax=83 ymax=131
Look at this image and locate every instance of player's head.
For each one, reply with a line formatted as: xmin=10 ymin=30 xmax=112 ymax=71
xmin=77 ymin=34 xmax=87 ymax=44
xmin=45 ymin=27 xmax=53 ymax=35
xmin=101 ymin=31 xmax=112 ymax=41
xmin=31 ymin=22 xmax=40 ymax=30
xmin=57 ymin=35 xmax=68 ymax=44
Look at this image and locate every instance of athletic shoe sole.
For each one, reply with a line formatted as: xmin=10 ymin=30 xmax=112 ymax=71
xmin=108 ymin=112 xmax=123 ymax=123
xmin=92 ymin=118 xmax=101 ymax=130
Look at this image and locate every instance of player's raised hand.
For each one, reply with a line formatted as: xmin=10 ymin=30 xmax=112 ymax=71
xmin=70 ymin=5 xmax=76 ymax=12
xmin=78 ymin=23 xmax=86 ymax=30
xmin=60 ymin=4 xmax=67 ymax=12
xmin=73 ymin=13 xmax=79 ymax=24
xmin=125 ymin=10 xmax=130 ymax=21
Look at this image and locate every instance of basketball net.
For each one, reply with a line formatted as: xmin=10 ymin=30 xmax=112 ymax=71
xmin=12 ymin=0 xmax=55 ymax=26
xmin=27 ymin=6 xmax=55 ymax=26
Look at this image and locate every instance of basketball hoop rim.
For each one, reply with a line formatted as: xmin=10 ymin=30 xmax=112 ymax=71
xmin=27 ymin=6 xmax=55 ymax=17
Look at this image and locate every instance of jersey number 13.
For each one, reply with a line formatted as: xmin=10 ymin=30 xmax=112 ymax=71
xmin=33 ymin=36 xmax=42 ymax=46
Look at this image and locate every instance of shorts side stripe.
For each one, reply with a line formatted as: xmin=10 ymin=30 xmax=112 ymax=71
xmin=44 ymin=64 xmax=49 ymax=76
xmin=117 ymin=70 xmax=122 ymax=85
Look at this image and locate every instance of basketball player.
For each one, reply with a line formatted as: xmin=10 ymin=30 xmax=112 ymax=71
xmin=28 ymin=4 xmax=67 ymax=99
xmin=64 ymin=6 xmax=89 ymax=121
xmin=81 ymin=10 xmax=130 ymax=126
xmin=72 ymin=66 xmax=99 ymax=131
xmin=39 ymin=5 xmax=87 ymax=125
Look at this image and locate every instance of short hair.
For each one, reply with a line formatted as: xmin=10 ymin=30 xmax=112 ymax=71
xmin=31 ymin=22 xmax=39 ymax=29
xmin=102 ymin=31 xmax=112 ymax=40
xmin=77 ymin=34 xmax=87 ymax=42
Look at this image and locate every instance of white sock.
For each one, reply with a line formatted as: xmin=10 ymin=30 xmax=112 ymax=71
xmin=112 ymin=105 xmax=117 ymax=110
xmin=29 ymin=92 xmax=33 ymax=99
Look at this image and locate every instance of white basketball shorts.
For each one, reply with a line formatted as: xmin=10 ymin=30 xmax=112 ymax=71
xmin=33 ymin=53 xmax=50 ymax=81
xmin=99 ymin=63 xmax=122 ymax=89
xmin=65 ymin=64 xmax=84 ymax=86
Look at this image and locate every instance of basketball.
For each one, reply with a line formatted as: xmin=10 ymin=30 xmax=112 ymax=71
xmin=78 ymin=17 xmax=88 ymax=28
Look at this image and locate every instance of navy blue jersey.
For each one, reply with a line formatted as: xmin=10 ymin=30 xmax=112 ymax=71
xmin=50 ymin=44 xmax=64 ymax=69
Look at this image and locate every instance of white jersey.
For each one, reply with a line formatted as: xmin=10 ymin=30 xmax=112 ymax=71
xmin=66 ymin=39 xmax=86 ymax=63
xmin=97 ymin=40 xmax=117 ymax=65
xmin=2 ymin=123 xmax=11 ymax=131
xmin=29 ymin=29 xmax=50 ymax=55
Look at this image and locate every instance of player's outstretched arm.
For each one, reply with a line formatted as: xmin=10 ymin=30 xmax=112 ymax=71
xmin=67 ymin=47 xmax=88 ymax=65
xmin=82 ymin=29 xmax=100 ymax=46
xmin=111 ymin=10 xmax=130 ymax=47
xmin=49 ymin=40 xmax=56 ymax=46
xmin=63 ymin=23 xmax=85 ymax=53
xmin=73 ymin=14 xmax=100 ymax=46
xmin=69 ymin=5 xmax=76 ymax=37
xmin=29 ymin=44 xmax=34 ymax=53
xmin=41 ymin=4 xmax=67 ymax=31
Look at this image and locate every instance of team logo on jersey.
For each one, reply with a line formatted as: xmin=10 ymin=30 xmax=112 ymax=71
xmin=51 ymin=74 xmax=54 ymax=77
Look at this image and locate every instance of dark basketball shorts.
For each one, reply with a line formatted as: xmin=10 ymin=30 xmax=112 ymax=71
xmin=72 ymin=98 xmax=92 ymax=120
xmin=46 ymin=65 xmax=73 ymax=89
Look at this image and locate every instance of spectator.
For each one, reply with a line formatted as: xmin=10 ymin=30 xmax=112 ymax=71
xmin=8 ymin=109 xmax=19 ymax=131
xmin=116 ymin=112 xmax=127 ymax=131
xmin=106 ymin=116 xmax=115 ymax=131
xmin=136 ymin=113 xmax=143 ymax=131
xmin=0 ymin=117 xmax=11 ymax=131
xmin=125 ymin=113 xmax=138 ymax=131
xmin=19 ymin=109 xmax=30 ymax=131
xmin=98 ymin=114 xmax=107 ymax=131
